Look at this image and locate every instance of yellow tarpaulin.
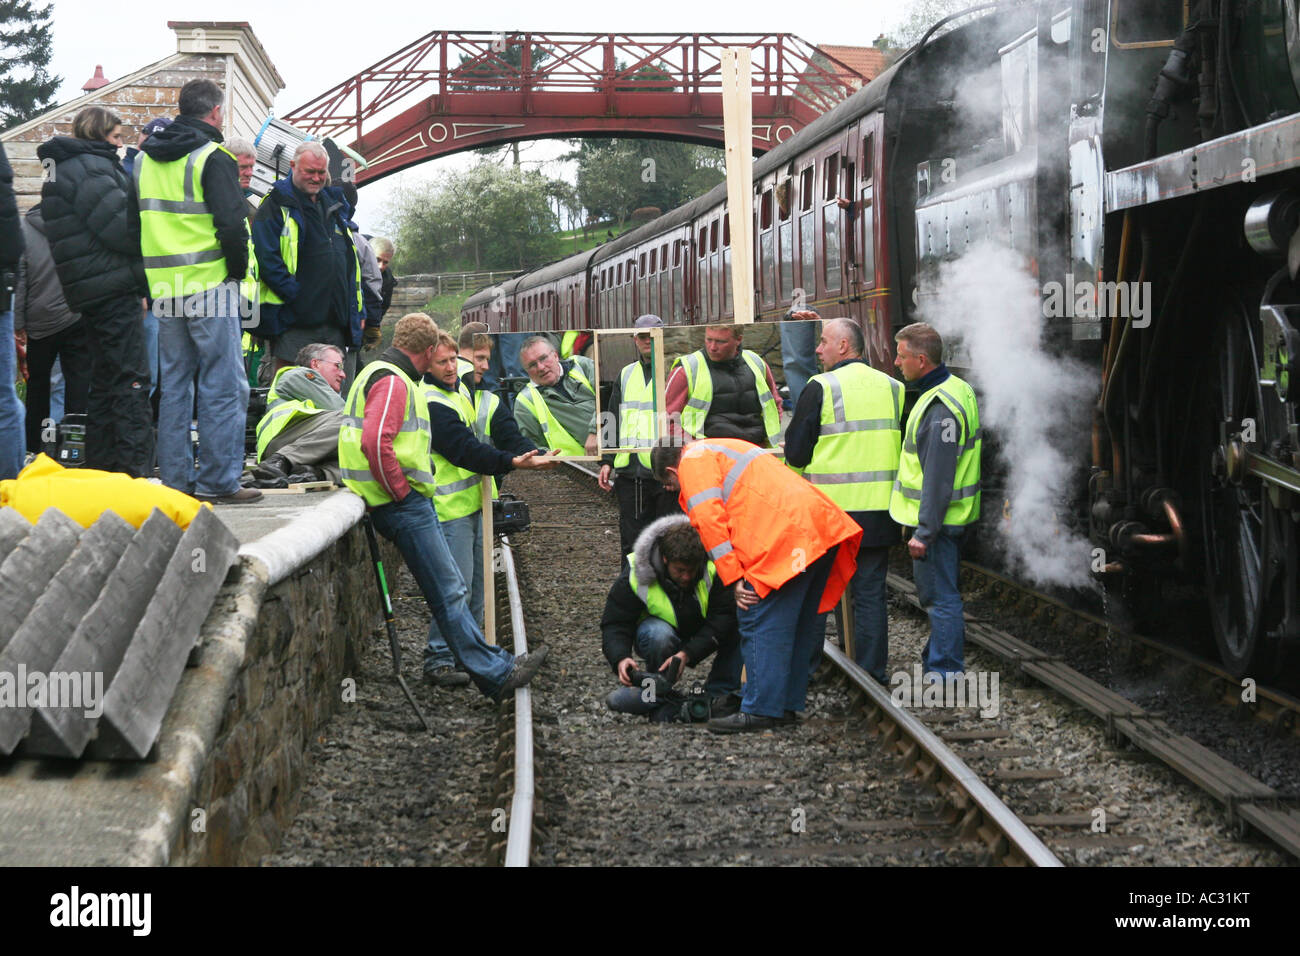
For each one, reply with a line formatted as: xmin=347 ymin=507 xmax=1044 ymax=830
xmin=0 ymin=454 xmax=208 ymax=529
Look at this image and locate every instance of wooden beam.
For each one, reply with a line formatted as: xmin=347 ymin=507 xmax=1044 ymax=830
xmin=721 ymin=48 xmax=755 ymax=325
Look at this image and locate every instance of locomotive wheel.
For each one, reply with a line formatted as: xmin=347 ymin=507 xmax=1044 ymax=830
xmin=1197 ymin=302 xmax=1284 ymax=679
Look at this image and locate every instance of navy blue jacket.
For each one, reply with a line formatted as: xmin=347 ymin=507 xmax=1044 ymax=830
xmin=425 ymin=374 xmax=538 ymax=477
xmin=252 ymin=176 xmax=363 ymax=345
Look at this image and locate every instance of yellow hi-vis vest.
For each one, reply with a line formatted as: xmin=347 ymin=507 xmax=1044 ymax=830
xmin=472 ymin=384 xmax=500 ymax=498
xmin=614 ymin=359 xmax=656 ymax=470
xmin=676 ymin=348 xmax=780 ymax=446
xmin=626 ymin=553 xmax=714 ymax=629
xmin=424 ymin=378 xmax=484 ymax=522
xmin=516 ymin=363 xmax=595 ymax=456
xmin=256 ymin=197 xmax=364 ymax=316
xmin=338 ymin=361 xmax=437 ymax=506
xmin=560 ymin=330 xmax=581 ymax=359
xmin=240 ymin=235 xmax=259 ymax=321
xmin=800 ymin=362 xmax=903 ymax=512
xmin=136 ymin=140 xmax=233 ymax=299
xmin=255 ymin=365 xmax=332 ymax=461
xmin=888 ymin=374 xmax=982 ymax=528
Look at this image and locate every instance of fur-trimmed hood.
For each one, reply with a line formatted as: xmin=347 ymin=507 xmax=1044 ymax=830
xmin=631 ymin=513 xmax=693 ymax=588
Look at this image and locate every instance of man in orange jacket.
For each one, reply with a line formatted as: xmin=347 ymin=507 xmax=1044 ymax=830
xmin=652 ymin=437 xmax=862 ymax=732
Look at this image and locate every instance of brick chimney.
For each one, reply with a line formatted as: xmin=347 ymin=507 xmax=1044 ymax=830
xmin=81 ymin=65 xmax=109 ymax=92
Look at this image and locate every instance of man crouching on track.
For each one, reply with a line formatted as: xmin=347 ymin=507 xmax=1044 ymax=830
xmin=338 ymin=312 xmax=547 ymax=700
xmin=652 ymin=437 xmax=862 ymax=732
xmin=601 ymin=515 xmax=744 ymax=722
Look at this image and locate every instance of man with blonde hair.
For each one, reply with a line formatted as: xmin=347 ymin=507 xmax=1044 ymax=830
xmin=339 ymin=313 xmax=547 ymax=700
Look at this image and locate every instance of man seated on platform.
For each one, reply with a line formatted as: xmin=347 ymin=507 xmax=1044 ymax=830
xmin=513 ymin=334 xmax=599 ymax=456
xmin=252 ymin=342 xmax=346 ymax=484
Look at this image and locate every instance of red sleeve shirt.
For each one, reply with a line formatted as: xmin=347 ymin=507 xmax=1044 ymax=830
xmin=361 ymin=372 xmax=412 ymax=501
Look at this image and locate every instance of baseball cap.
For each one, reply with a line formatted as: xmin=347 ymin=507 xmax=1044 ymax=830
xmin=142 ymin=117 xmax=172 ymax=136
xmin=633 ymin=314 xmax=664 ymax=329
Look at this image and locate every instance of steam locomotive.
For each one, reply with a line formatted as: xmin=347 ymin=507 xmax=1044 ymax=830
xmin=464 ymin=2 xmax=1300 ymax=680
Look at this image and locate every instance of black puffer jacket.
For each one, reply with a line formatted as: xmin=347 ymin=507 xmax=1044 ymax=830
xmin=0 ymin=141 xmax=23 ymax=281
xmin=36 ymin=136 xmax=146 ymax=312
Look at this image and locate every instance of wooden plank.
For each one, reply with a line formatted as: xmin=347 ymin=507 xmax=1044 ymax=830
xmin=0 ymin=512 xmax=135 ymax=754
xmin=22 ymin=509 xmax=184 ymax=758
xmin=482 ymin=477 xmax=495 ymax=646
xmin=721 ymin=47 xmax=755 ymax=324
xmin=90 ymin=506 xmax=240 ymax=760
xmin=0 ymin=509 xmax=83 ymax=656
xmin=257 ymin=480 xmax=336 ymax=495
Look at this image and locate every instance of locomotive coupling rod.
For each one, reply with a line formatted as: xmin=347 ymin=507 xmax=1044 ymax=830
xmin=1247 ymin=453 xmax=1300 ymax=497
xmin=362 ymin=514 xmax=433 ymax=732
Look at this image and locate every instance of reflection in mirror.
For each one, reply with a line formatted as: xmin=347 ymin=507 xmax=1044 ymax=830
xmin=457 ymin=329 xmax=600 ymax=458
xmin=594 ymin=328 xmax=665 ymax=456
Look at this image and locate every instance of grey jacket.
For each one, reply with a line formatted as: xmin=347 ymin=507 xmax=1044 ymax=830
xmin=15 ymin=206 xmax=82 ymax=339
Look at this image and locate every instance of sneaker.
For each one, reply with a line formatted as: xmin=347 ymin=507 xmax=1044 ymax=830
xmin=425 ymin=665 xmax=470 ymax=688
xmin=496 ymin=645 xmax=549 ymax=700
xmin=252 ymin=453 xmax=293 ymax=480
xmin=194 ymin=487 xmax=263 ymax=504
xmin=706 ymin=711 xmax=785 ymax=734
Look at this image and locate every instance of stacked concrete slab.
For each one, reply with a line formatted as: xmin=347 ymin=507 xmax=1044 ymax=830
xmin=0 ymin=506 xmax=239 ymax=760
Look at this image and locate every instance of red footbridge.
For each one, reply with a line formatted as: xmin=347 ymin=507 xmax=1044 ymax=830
xmin=283 ymin=32 xmax=869 ymax=183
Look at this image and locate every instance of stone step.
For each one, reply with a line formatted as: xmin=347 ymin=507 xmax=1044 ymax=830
xmin=22 ymin=510 xmax=183 ymax=758
xmin=0 ymin=510 xmax=83 ymax=656
xmin=0 ymin=512 xmax=136 ymax=754
xmin=91 ymin=506 xmax=241 ymax=761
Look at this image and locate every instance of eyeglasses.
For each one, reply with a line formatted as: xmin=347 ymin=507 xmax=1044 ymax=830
xmin=314 ymin=358 xmax=345 ymax=370
xmin=523 ymin=354 xmax=555 ymax=372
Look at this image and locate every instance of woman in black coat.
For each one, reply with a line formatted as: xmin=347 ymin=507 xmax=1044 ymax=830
xmin=38 ymin=107 xmax=154 ymax=477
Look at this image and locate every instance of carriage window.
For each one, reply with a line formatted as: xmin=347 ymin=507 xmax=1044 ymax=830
xmin=760 ymin=232 xmax=775 ymax=307
xmin=722 ymin=214 xmax=730 ymax=247
xmin=824 ymin=155 xmax=839 ymax=201
xmin=709 ymin=221 xmax=718 ymax=253
xmin=639 ymin=253 xmax=646 ymax=277
xmin=650 ymin=248 xmax=657 ymax=273
xmin=776 ymin=179 xmax=791 ymax=221
xmin=799 ymin=167 xmax=813 ymax=212
xmin=779 ymin=219 xmax=793 ymax=302
xmin=862 ymin=133 xmax=875 ymax=184
xmin=823 ymin=203 xmax=841 ymax=291
xmin=699 ymin=228 xmax=707 ymax=257
xmin=760 ymin=190 xmax=772 ymax=230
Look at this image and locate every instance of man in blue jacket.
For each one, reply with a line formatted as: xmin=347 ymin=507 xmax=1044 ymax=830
xmin=252 ymin=142 xmax=364 ymax=385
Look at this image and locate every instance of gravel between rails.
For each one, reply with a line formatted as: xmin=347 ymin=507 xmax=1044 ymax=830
xmin=265 ymin=566 xmax=503 ymax=867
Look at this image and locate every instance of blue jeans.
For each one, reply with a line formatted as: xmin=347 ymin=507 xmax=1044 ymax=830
xmin=912 ymin=528 xmax=965 ymax=676
xmin=49 ymin=357 xmax=65 ymax=423
xmin=425 ymin=510 xmax=484 ymax=671
xmin=634 ymin=616 xmax=743 ymax=696
xmin=780 ymin=320 xmax=818 ymax=410
xmin=157 ymin=283 xmax=249 ymax=496
xmin=0 ymin=309 xmax=23 ymax=480
xmin=845 ymin=544 xmax=890 ymax=683
xmin=141 ymin=308 xmax=159 ymax=400
xmin=370 ymin=493 xmax=513 ymax=695
xmin=736 ymin=548 xmax=836 ymax=718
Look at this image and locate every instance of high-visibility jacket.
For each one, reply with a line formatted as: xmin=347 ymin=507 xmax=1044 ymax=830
xmin=626 ymin=552 xmax=713 ymax=628
xmin=135 ymin=140 xmax=232 ymax=299
xmin=676 ymin=437 xmax=861 ymax=612
xmin=240 ymin=235 xmax=259 ymax=319
xmin=614 ymin=360 xmax=656 ymax=470
xmin=889 ymin=373 xmax=982 ymax=528
xmin=338 ymin=362 xmax=437 ymax=506
xmin=560 ymin=330 xmax=580 ymax=359
xmin=516 ymin=362 xmax=595 ymax=456
xmin=800 ymin=362 xmax=903 ymax=512
xmin=457 ymin=356 xmax=475 ymax=379
xmin=255 ymin=365 xmax=334 ymax=461
xmin=256 ymin=203 xmax=363 ymax=317
xmin=424 ymin=379 xmax=485 ymax=522
xmin=675 ymin=348 xmax=780 ymax=446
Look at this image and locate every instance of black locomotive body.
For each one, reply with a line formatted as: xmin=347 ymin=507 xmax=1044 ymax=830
xmin=464 ymin=2 xmax=1300 ymax=679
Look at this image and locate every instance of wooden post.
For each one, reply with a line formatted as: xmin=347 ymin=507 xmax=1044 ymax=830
xmin=721 ymin=48 xmax=755 ymax=325
xmin=481 ymin=477 xmax=496 ymax=645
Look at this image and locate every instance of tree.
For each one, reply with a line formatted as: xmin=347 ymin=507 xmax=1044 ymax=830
xmin=0 ymin=0 xmax=59 ymax=130
xmin=568 ymin=137 xmax=725 ymax=227
xmin=883 ymin=0 xmax=989 ymax=50
xmin=385 ymin=161 xmax=562 ymax=273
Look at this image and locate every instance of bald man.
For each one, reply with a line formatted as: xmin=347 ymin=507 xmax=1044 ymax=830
xmin=784 ymin=317 xmax=903 ymax=684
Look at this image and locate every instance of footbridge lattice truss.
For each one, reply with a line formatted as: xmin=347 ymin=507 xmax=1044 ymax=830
xmin=283 ymin=32 xmax=868 ymax=183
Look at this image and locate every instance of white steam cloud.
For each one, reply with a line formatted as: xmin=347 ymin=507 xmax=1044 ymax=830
xmin=918 ymin=242 xmax=1096 ymax=589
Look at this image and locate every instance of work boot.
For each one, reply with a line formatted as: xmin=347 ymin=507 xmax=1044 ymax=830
xmin=253 ymin=453 xmax=293 ymax=480
xmin=706 ymin=711 xmax=785 ymax=734
xmin=425 ymin=665 xmax=470 ymax=688
xmin=195 ymin=487 xmax=264 ymax=505
xmin=496 ymin=645 xmax=549 ymax=700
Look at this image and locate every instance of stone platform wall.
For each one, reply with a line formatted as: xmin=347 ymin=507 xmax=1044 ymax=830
xmin=169 ymin=524 xmax=397 ymax=866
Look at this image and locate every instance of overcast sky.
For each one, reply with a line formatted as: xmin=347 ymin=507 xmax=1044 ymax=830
xmin=44 ymin=0 xmax=912 ymax=233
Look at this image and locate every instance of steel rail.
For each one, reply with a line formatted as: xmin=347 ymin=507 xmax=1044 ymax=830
xmin=498 ymin=535 xmax=535 ymax=867
xmin=821 ymin=642 xmax=1063 ymax=867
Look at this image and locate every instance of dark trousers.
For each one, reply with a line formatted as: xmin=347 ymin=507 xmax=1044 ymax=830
xmin=83 ymin=294 xmax=155 ymax=477
xmin=24 ymin=319 xmax=93 ymax=452
xmin=614 ymin=473 xmax=682 ymax=556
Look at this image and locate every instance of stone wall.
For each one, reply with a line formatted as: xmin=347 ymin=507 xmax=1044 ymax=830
xmin=169 ymin=523 xmax=397 ymax=866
